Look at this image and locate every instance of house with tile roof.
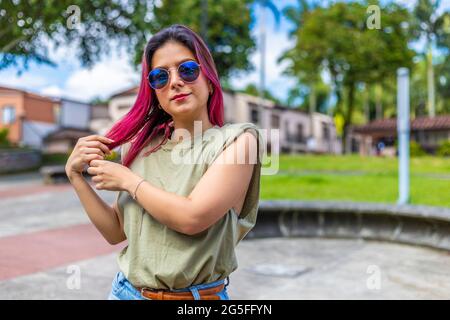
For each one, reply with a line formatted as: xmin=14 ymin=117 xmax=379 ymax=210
xmin=349 ymin=115 xmax=450 ymax=155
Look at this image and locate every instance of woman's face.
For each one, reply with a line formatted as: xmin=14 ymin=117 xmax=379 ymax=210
xmin=150 ymin=41 xmax=212 ymax=120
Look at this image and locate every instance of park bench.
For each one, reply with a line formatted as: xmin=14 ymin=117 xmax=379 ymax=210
xmin=39 ymin=165 xmax=69 ymax=184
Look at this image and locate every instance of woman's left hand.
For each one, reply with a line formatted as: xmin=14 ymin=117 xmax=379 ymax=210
xmin=87 ymin=159 xmax=135 ymax=191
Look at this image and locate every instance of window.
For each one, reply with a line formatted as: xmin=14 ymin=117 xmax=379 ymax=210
xmin=118 ymin=105 xmax=130 ymax=111
xmin=285 ymin=121 xmax=293 ymax=142
xmin=297 ymin=123 xmax=304 ymax=143
xmin=322 ymin=122 xmax=330 ymax=140
xmin=271 ymin=114 xmax=280 ymax=128
xmin=2 ymin=106 xmax=15 ymax=124
xmin=249 ymin=103 xmax=259 ymax=124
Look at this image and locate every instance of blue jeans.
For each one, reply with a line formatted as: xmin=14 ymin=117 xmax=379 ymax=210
xmin=107 ymin=271 xmax=230 ymax=300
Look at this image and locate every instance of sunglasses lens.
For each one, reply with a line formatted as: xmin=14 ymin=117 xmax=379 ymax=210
xmin=179 ymin=61 xmax=200 ymax=82
xmin=148 ymin=69 xmax=168 ymax=89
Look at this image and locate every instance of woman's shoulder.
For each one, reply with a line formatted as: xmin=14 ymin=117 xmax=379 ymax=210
xmin=214 ymin=122 xmax=259 ymax=140
xmin=218 ymin=122 xmax=258 ymax=131
xmin=217 ymin=122 xmax=262 ymax=143
xmin=206 ymin=122 xmax=264 ymax=164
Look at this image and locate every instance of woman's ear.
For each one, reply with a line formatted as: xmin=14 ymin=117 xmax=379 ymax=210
xmin=208 ymin=82 xmax=213 ymax=94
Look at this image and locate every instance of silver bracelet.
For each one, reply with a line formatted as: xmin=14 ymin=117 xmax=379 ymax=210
xmin=132 ymin=178 xmax=146 ymax=200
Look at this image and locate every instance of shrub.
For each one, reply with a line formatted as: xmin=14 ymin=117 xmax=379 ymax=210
xmin=409 ymin=140 xmax=426 ymax=157
xmin=394 ymin=139 xmax=426 ymax=157
xmin=437 ymin=140 xmax=450 ymax=157
xmin=0 ymin=128 xmax=11 ymax=148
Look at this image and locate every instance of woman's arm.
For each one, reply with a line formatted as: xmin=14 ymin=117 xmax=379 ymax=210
xmin=123 ymin=131 xmax=257 ymax=235
xmin=68 ymin=173 xmax=126 ymax=244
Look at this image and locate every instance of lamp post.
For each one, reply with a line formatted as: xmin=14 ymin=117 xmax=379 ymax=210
xmin=397 ymin=67 xmax=410 ymax=205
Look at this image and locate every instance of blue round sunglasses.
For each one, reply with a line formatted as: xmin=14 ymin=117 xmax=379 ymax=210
xmin=148 ymin=60 xmax=201 ymax=90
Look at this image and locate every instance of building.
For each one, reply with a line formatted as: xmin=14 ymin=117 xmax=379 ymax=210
xmin=0 ymin=86 xmax=107 ymax=153
xmin=350 ymin=115 xmax=450 ymax=156
xmin=107 ymin=86 xmax=341 ymax=154
xmin=90 ymin=103 xmax=112 ymax=136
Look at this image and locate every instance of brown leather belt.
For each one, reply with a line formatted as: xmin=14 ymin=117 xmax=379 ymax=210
xmin=138 ymin=283 xmax=225 ymax=300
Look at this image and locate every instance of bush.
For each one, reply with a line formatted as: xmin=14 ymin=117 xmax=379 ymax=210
xmin=395 ymin=139 xmax=426 ymax=157
xmin=0 ymin=128 xmax=11 ymax=148
xmin=41 ymin=153 xmax=70 ymax=165
xmin=437 ymin=140 xmax=450 ymax=157
xmin=409 ymin=140 xmax=426 ymax=157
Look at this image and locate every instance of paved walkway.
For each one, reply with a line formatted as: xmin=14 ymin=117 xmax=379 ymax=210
xmin=1 ymin=171 xmax=450 ymax=299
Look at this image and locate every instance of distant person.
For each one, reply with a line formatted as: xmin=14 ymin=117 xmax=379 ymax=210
xmin=65 ymin=24 xmax=264 ymax=300
xmin=377 ymin=141 xmax=385 ymax=156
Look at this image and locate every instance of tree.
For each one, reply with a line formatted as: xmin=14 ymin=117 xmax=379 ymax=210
xmin=238 ymin=83 xmax=282 ymax=105
xmin=1 ymin=0 xmax=258 ymax=82
xmin=278 ymin=0 xmax=323 ymax=142
xmin=278 ymin=1 xmax=414 ymax=152
xmin=435 ymin=9 xmax=450 ymax=113
xmin=0 ymin=0 xmax=152 ymax=71
xmin=411 ymin=0 xmax=449 ymax=117
xmin=149 ymin=0 xmax=257 ymax=80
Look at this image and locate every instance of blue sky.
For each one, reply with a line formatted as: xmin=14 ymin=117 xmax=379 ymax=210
xmin=0 ymin=0 xmax=448 ymax=104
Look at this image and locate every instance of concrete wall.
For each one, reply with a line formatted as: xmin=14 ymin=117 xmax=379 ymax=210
xmin=60 ymin=100 xmax=91 ymax=130
xmin=109 ymin=95 xmax=135 ymax=122
xmin=0 ymin=149 xmax=41 ymax=173
xmin=251 ymin=200 xmax=450 ymax=252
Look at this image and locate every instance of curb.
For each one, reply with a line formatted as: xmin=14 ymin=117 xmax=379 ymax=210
xmin=248 ymin=200 xmax=450 ymax=251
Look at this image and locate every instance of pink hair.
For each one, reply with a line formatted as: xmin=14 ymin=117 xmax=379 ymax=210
xmin=105 ymin=24 xmax=224 ymax=167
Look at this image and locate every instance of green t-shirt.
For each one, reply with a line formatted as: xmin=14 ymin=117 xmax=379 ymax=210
xmin=115 ymin=122 xmax=264 ymax=290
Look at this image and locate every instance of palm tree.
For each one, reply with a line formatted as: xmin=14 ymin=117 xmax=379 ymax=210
xmin=411 ymin=0 xmax=448 ymax=118
xmin=279 ymin=0 xmax=322 ymax=147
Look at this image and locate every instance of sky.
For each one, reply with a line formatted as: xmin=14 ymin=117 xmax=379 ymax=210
xmin=0 ymin=0 xmax=449 ymax=104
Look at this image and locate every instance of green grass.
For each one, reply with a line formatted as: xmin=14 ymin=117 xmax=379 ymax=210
xmin=261 ymin=155 xmax=450 ymax=207
xmin=274 ymin=154 xmax=450 ymax=174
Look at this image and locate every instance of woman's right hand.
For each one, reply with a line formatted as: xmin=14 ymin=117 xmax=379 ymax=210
xmin=65 ymin=135 xmax=115 ymax=178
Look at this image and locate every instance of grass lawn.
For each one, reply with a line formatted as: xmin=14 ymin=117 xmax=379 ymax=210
xmin=261 ymin=155 xmax=450 ymax=207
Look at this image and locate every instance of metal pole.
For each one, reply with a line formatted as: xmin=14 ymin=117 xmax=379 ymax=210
xmin=259 ymin=5 xmax=266 ymax=115
xmin=397 ymin=67 xmax=410 ymax=205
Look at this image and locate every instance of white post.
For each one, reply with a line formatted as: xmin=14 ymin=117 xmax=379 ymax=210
xmin=397 ymin=68 xmax=410 ymax=205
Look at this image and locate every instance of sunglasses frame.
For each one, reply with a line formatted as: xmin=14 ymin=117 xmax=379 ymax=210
xmin=147 ymin=60 xmax=202 ymax=90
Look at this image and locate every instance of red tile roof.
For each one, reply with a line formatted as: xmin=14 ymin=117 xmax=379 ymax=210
xmin=353 ymin=115 xmax=450 ymax=133
xmin=0 ymin=85 xmax=57 ymax=103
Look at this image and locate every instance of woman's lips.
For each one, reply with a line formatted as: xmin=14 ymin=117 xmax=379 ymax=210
xmin=173 ymin=93 xmax=191 ymax=101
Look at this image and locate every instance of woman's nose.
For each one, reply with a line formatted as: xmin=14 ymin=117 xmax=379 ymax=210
xmin=169 ymin=69 xmax=184 ymax=88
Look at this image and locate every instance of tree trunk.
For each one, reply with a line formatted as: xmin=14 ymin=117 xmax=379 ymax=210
xmin=426 ymin=42 xmax=435 ymax=117
xmin=309 ymin=83 xmax=316 ymax=138
xmin=342 ymin=83 xmax=355 ymax=154
xmin=364 ymin=84 xmax=370 ymax=122
xmin=375 ymin=84 xmax=383 ymax=119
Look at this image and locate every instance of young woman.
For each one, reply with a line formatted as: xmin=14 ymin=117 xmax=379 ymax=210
xmin=65 ymin=24 xmax=264 ymax=300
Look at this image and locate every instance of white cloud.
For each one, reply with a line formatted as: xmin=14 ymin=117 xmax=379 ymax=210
xmin=0 ymin=72 xmax=48 ymax=90
xmin=63 ymin=54 xmax=139 ymax=102
xmin=41 ymin=34 xmax=79 ymax=65
xmin=40 ymin=85 xmax=64 ymax=97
